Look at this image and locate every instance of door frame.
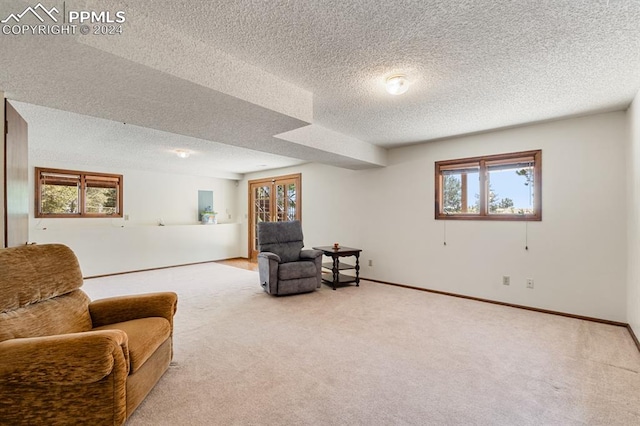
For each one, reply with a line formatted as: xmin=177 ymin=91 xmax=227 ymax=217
xmin=4 ymin=100 xmax=29 ymax=247
xmin=248 ymin=173 xmax=301 ymax=261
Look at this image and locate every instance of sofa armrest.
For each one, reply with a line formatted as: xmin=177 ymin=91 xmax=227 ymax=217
xmin=300 ymin=249 xmax=323 ymax=259
xmin=258 ymin=252 xmax=281 ymax=262
xmin=0 ymin=330 xmax=128 ymax=385
xmin=89 ymin=292 xmax=177 ymax=328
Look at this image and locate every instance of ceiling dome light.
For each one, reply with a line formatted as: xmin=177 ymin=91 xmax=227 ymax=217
xmin=385 ymin=75 xmax=409 ymax=95
xmin=175 ymin=149 xmax=190 ymax=159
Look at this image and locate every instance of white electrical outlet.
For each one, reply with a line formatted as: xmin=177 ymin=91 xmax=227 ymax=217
xmin=124 ymin=214 xmax=129 ymax=221
xmin=526 ymin=279 xmax=534 ymax=289
xmin=502 ymin=276 xmax=510 ymax=286
xmin=368 ymin=259 xmax=373 ymax=267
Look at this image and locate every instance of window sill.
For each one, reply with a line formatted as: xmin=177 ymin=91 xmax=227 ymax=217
xmin=436 ymin=214 xmax=541 ymax=221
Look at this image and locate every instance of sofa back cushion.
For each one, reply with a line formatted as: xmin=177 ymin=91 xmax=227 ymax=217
xmin=0 ymin=290 xmax=93 ymax=342
xmin=0 ymin=244 xmax=91 ymax=342
xmin=257 ymin=221 xmax=304 ymax=263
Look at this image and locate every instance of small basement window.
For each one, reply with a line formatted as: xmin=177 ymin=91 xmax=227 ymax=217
xmin=435 ymin=150 xmax=541 ymax=221
xmin=36 ymin=167 xmax=123 ymax=218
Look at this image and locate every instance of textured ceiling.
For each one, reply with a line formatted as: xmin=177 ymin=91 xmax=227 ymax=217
xmin=16 ymin=102 xmax=305 ymax=179
xmin=143 ymin=0 xmax=640 ymax=146
xmin=1 ymin=0 xmax=640 ymax=176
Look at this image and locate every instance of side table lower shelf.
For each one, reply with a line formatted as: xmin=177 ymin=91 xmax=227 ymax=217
xmin=321 ymin=273 xmax=358 ymax=286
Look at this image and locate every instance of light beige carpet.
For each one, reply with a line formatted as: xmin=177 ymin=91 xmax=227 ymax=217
xmin=83 ymin=263 xmax=640 ymax=425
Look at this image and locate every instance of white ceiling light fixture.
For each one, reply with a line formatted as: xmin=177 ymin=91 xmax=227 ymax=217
xmin=175 ymin=149 xmax=190 ymax=158
xmin=385 ymin=75 xmax=409 ymax=95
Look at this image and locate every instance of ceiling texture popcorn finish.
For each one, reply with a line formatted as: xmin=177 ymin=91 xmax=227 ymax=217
xmin=1 ymin=0 xmax=639 ymax=175
xmin=16 ymin=102 xmax=305 ymax=180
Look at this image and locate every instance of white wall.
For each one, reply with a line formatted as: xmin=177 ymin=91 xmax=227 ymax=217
xmin=359 ymin=112 xmax=628 ymax=322
xmin=30 ymin=165 xmax=241 ymax=276
xmin=243 ymin=112 xmax=628 ymax=322
xmin=627 ymin=91 xmax=640 ymax=333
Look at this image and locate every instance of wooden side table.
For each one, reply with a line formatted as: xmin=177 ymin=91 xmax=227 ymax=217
xmin=312 ymin=246 xmax=362 ymax=290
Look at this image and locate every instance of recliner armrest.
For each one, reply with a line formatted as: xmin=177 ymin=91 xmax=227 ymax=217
xmin=258 ymin=252 xmax=280 ymax=294
xmin=89 ymin=292 xmax=177 ymax=328
xmin=300 ymin=249 xmax=323 ymax=259
xmin=0 ymin=330 xmax=129 ymax=385
xmin=258 ymin=252 xmax=281 ymax=262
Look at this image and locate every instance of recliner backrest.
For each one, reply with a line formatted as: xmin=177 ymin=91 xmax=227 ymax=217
xmin=257 ymin=221 xmax=304 ymax=263
xmin=0 ymin=244 xmax=92 ymax=342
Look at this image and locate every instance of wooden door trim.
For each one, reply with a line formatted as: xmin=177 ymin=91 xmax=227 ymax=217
xmin=248 ymin=173 xmax=301 ymax=261
xmin=2 ymin=98 xmax=6 ymax=248
xmin=4 ymin=100 xmax=28 ymax=247
xmin=247 ymin=173 xmax=302 ymax=185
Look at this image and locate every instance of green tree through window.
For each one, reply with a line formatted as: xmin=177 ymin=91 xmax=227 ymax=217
xmin=41 ymin=184 xmax=79 ymax=214
xmin=442 ymin=175 xmax=461 ymax=213
xmin=36 ymin=168 xmax=122 ymax=218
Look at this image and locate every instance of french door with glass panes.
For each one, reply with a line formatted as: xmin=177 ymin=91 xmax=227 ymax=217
xmin=248 ymin=173 xmax=301 ymax=261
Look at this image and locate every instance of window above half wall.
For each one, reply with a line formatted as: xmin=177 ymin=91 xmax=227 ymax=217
xmin=35 ymin=167 xmax=123 ymax=218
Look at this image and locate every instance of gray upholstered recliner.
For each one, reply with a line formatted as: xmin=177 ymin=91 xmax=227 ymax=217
xmin=257 ymin=220 xmax=323 ymax=295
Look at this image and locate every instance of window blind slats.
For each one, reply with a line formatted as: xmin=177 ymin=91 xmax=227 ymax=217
xmin=487 ymin=162 xmax=534 ymax=172
xmin=85 ymin=181 xmax=119 ymax=188
xmin=442 ymin=168 xmax=480 ymax=176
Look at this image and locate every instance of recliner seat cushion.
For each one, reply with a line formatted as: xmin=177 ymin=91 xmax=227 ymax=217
xmin=278 ymin=261 xmax=317 ymax=280
xmin=94 ymin=317 xmax=171 ymax=374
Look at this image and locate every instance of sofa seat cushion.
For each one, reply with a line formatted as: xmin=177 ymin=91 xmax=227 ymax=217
xmin=93 ymin=317 xmax=170 ymax=374
xmin=278 ymin=261 xmax=317 ymax=281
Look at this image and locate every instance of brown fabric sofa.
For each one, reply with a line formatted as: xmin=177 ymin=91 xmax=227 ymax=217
xmin=0 ymin=244 xmax=178 ymax=425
